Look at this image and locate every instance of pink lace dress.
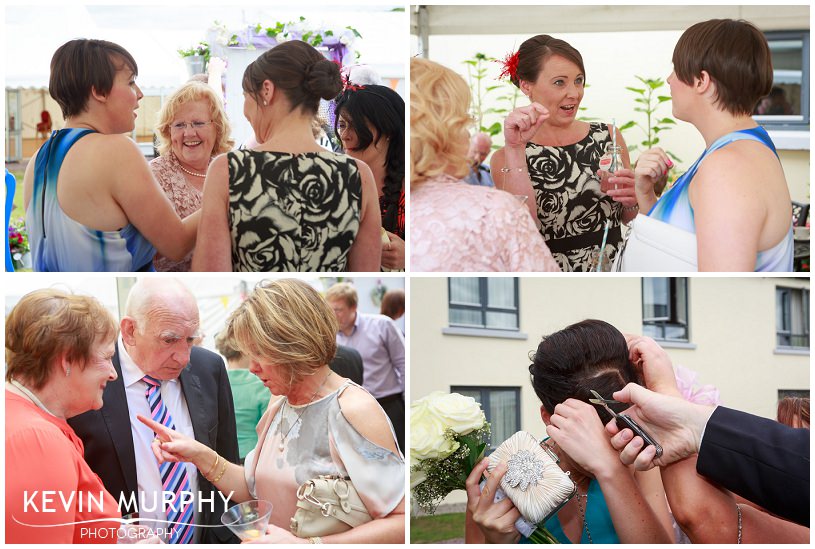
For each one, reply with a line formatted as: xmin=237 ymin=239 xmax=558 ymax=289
xmin=410 ymin=175 xmax=560 ymax=272
xmin=148 ymin=153 xmax=204 ymax=272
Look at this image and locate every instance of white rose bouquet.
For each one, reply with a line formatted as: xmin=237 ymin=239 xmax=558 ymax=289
xmin=410 ymin=392 xmax=490 ymax=514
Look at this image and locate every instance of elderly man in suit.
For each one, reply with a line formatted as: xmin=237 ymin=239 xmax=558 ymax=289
xmin=69 ymin=279 xmax=239 ymax=543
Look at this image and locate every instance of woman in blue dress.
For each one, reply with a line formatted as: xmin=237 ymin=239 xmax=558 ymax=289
xmin=23 ymin=39 xmax=199 ymax=272
xmin=629 ymin=19 xmax=793 ymax=272
xmin=465 ymin=320 xmax=674 ymax=544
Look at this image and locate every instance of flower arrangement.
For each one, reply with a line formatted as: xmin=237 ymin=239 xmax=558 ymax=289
xmin=177 ymin=41 xmax=211 ymax=64
xmin=207 ymin=18 xmax=361 ymax=67
xmin=410 ymin=391 xmax=490 ymax=514
xmin=8 ymin=218 xmax=30 ymax=269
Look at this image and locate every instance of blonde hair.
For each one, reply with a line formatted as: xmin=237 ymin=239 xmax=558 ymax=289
xmin=154 ymin=81 xmax=234 ymax=157
xmin=6 ymin=289 xmax=118 ymax=390
xmin=410 ymin=58 xmax=472 ymax=186
xmin=324 ymin=282 xmax=358 ymax=308
xmin=226 ymin=279 xmax=337 ymax=390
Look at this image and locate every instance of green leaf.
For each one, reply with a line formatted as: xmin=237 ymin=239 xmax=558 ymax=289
xmin=486 ymin=122 xmax=502 ymax=135
xmin=648 ymin=79 xmax=663 ymax=89
xmin=619 ymin=121 xmax=636 ymax=130
xmin=463 ymin=60 xmax=477 ymax=67
xmin=658 ymin=118 xmax=676 ymax=124
xmin=652 ymin=137 xmax=660 ymax=145
xmin=485 ymin=85 xmax=502 ymax=92
xmin=634 ymin=107 xmax=646 ymax=113
xmin=346 ymin=26 xmax=363 ymax=38
xmin=325 ymin=30 xmax=334 ymax=36
xmin=626 ymin=87 xmax=646 ymax=94
xmin=657 ymin=95 xmax=672 ymax=102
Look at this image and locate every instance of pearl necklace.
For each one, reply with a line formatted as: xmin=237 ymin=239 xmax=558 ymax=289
xmin=178 ymin=163 xmax=207 ymax=178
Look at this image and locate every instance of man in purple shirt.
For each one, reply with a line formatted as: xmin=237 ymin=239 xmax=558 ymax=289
xmin=326 ymin=282 xmax=405 ymax=453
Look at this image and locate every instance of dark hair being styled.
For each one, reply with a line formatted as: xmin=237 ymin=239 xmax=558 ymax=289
xmin=49 ymin=39 xmax=139 ymax=119
xmin=242 ymin=40 xmax=343 ymax=115
xmin=334 ymin=85 xmax=405 ymax=234
xmin=529 ymin=319 xmax=641 ymax=424
xmin=511 ymin=34 xmax=585 ymax=88
xmin=672 ymin=19 xmax=773 ymax=116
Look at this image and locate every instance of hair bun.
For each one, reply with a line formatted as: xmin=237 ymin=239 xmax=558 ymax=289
xmin=304 ymin=58 xmax=343 ymax=100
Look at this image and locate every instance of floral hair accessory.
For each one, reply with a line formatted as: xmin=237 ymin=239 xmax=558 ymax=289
xmin=342 ymin=73 xmax=365 ymax=92
xmin=498 ymin=49 xmax=520 ymax=81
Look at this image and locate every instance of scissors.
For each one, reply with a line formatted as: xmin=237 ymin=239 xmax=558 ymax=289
xmin=589 ymin=390 xmax=663 ymax=458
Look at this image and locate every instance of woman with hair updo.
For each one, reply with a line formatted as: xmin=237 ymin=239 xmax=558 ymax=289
xmin=465 ymin=320 xmax=673 ymax=544
xmin=138 ymin=279 xmax=405 ymax=543
xmin=492 ymin=35 xmax=639 ymax=272
xmin=335 ymin=84 xmax=406 ymax=271
xmin=151 ymin=80 xmax=234 ymax=272
xmin=410 ymin=57 xmax=559 ymax=272
xmin=627 ymin=19 xmax=793 ymax=271
xmin=6 ymin=289 xmax=121 ymax=543
xmin=193 ymin=40 xmax=381 ymax=272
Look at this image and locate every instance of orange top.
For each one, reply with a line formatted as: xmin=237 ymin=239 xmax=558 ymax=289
xmin=5 ymin=390 xmax=120 ymax=543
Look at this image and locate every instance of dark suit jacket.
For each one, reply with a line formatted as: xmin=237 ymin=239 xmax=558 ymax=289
xmin=697 ymin=406 xmax=809 ymax=526
xmin=329 ymin=344 xmax=364 ymax=386
xmin=68 ymin=346 xmax=240 ymax=543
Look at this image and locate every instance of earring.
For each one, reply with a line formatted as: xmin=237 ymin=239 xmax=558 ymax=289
xmin=263 ymin=100 xmax=268 ymax=106
xmin=66 ymin=367 xmax=71 ymax=377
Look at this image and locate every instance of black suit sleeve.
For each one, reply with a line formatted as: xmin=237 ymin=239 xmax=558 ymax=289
xmin=697 ymin=406 xmax=809 ymax=526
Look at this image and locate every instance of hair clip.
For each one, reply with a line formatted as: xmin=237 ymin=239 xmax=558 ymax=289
xmin=487 ymin=431 xmax=576 ymax=524
xmin=497 ymin=50 xmax=520 ymax=81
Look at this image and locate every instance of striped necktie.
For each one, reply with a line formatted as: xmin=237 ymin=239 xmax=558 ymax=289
xmin=143 ymin=375 xmax=194 ymax=544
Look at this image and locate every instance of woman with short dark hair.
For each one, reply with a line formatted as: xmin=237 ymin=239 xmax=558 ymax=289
xmin=627 ymin=19 xmax=793 ymax=271
xmin=192 ymin=40 xmax=381 ymax=272
xmin=491 ymin=35 xmax=640 ymax=272
xmin=23 ymin=38 xmax=199 ymax=271
xmin=465 ymin=320 xmax=673 ymax=544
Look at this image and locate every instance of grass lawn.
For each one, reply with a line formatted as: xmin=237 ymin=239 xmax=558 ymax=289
xmin=410 ymin=512 xmax=466 ymax=544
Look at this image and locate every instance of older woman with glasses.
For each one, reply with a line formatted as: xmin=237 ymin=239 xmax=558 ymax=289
xmin=6 ymin=289 xmax=122 ymax=543
xmin=150 ymin=81 xmax=234 ymax=271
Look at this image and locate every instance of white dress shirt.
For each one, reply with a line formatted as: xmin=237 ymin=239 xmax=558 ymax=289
xmin=118 ymin=339 xmax=200 ymax=542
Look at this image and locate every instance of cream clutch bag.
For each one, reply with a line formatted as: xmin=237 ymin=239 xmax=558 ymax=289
xmin=487 ymin=431 xmax=576 ymax=524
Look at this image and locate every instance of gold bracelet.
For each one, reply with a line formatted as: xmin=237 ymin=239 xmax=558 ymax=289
xmin=211 ymin=457 xmax=229 ymax=483
xmin=204 ymin=453 xmax=220 ymax=480
xmin=308 ymin=537 xmax=323 ymax=544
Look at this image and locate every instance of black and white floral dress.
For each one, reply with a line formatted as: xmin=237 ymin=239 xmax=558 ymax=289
xmin=228 ymin=150 xmax=361 ymax=272
xmin=526 ymin=122 xmax=623 ymax=272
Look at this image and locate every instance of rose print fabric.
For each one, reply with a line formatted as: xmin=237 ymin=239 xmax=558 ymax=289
xmin=227 ymin=150 xmax=362 ymax=272
xmin=525 ymin=122 xmax=623 ymax=272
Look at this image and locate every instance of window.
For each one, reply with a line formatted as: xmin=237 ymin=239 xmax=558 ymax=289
xmin=448 ymin=278 xmax=519 ymax=331
xmin=776 ymin=287 xmax=809 ymax=348
xmin=452 ymin=386 xmax=521 ymax=452
xmin=754 ymin=31 xmax=810 ymax=130
xmin=642 ymin=278 xmax=689 ymax=341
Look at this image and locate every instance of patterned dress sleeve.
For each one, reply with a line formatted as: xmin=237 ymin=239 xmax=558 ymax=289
xmin=491 ymin=191 xmax=561 ymax=272
xmin=327 ymin=387 xmax=405 ymax=518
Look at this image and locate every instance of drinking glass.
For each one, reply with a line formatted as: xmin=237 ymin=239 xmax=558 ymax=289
xmin=220 ymin=500 xmax=274 ymax=541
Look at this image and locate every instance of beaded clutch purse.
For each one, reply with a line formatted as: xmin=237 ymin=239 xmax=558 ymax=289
xmin=487 ymin=431 xmax=576 ymax=524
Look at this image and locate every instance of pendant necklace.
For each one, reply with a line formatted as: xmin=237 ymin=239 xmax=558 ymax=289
xmin=278 ymin=371 xmax=332 ymax=451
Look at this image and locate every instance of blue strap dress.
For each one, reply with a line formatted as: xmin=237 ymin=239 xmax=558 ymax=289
xmin=26 ymin=128 xmax=156 ymax=272
xmin=648 ymin=126 xmax=793 ymax=272
xmin=520 ymin=478 xmax=620 ymax=544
